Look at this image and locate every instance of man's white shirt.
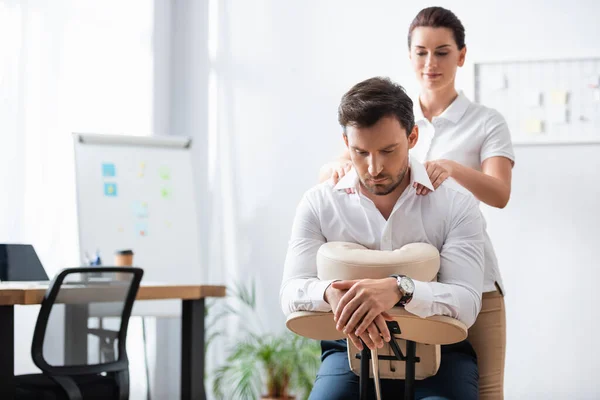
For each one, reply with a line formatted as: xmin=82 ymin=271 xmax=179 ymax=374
xmin=280 ymin=157 xmax=485 ymax=328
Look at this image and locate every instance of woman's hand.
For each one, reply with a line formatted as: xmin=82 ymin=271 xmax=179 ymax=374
xmin=414 ymin=159 xmax=455 ymax=195
xmin=319 ymin=159 xmax=355 ymax=193
xmin=330 ymin=160 xmax=352 ymax=184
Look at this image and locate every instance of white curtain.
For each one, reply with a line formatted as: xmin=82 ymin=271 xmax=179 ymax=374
xmin=0 ymin=0 xmax=154 ymax=398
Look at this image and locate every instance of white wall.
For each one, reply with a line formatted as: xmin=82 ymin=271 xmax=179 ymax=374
xmin=162 ymin=0 xmax=600 ymax=398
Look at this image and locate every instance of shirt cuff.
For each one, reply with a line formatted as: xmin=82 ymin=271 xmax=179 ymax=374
xmin=309 ymin=279 xmax=336 ymax=312
xmin=404 ymin=280 xmax=434 ymax=318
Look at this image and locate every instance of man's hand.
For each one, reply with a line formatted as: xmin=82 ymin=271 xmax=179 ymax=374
xmin=414 ymin=159 xmax=455 ymax=195
xmin=325 ymin=283 xmax=393 ymax=351
xmin=332 ymin=278 xmax=400 ymax=343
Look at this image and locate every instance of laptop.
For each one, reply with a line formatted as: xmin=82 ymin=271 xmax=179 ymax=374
xmin=0 ymin=244 xmax=50 ymax=282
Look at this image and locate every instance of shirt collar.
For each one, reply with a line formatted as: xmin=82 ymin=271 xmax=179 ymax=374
xmin=333 ymin=156 xmax=434 ymax=192
xmin=414 ymin=91 xmax=471 ymax=124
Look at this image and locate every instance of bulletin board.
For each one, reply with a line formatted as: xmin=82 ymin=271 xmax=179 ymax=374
xmin=474 ymin=58 xmax=600 ymax=145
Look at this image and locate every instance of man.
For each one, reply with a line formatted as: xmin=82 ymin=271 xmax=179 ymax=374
xmin=280 ymin=77 xmax=484 ymax=399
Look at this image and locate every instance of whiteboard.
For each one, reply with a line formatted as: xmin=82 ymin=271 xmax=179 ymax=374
xmin=73 ymin=133 xmax=202 ymax=288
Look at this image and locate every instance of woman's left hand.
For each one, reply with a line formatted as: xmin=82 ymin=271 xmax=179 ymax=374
xmin=414 ymin=159 xmax=455 ymax=195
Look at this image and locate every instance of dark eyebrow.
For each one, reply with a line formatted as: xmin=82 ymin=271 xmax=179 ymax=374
xmin=352 ymin=144 xmax=399 ymax=152
xmin=414 ymin=44 xmax=451 ymax=49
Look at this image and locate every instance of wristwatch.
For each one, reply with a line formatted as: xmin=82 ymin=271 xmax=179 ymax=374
xmin=390 ymin=274 xmax=415 ymax=306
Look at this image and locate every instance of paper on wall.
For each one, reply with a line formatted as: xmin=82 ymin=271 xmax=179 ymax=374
xmin=550 ymin=90 xmax=568 ymax=105
xmin=524 ymin=119 xmax=543 ymax=134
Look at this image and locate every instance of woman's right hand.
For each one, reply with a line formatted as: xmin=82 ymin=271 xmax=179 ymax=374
xmin=319 ymin=160 xmax=355 ymax=193
xmin=330 ymin=160 xmax=352 ymax=184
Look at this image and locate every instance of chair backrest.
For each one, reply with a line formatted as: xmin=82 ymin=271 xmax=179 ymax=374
xmin=31 ymin=267 xmax=143 ymax=377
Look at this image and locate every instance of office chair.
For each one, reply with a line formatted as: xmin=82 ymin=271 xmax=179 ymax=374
xmin=15 ymin=267 xmax=143 ymax=400
xmin=286 ymin=242 xmax=468 ymax=400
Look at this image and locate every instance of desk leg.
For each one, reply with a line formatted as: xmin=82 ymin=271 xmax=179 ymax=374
xmin=0 ymin=305 xmax=15 ymax=399
xmin=64 ymin=304 xmax=89 ymax=365
xmin=181 ymin=299 xmax=205 ymax=400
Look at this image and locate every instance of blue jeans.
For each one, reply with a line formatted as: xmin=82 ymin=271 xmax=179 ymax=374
xmin=309 ymin=339 xmax=478 ymax=400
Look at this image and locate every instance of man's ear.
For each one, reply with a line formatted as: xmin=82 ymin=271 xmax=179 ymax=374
xmin=343 ymin=132 xmax=349 ymax=148
xmin=408 ymin=125 xmax=419 ymax=149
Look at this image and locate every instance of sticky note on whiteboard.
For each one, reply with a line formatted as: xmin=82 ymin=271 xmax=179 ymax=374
xmin=160 ymin=188 xmax=172 ymax=199
xmin=550 ymin=90 xmax=568 ymax=105
xmin=102 ymin=163 xmax=116 ymax=177
xmin=524 ymin=119 xmax=543 ymax=134
xmin=104 ymin=183 xmax=117 ymax=196
xmin=158 ymin=166 xmax=170 ymax=180
xmin=132 ymin=201 xmax=149 ymax=217
xmin=136 ymin=221 xmax=148 ymax=237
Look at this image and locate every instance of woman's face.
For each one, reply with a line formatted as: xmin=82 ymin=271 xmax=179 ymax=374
xmin=409 ymin=27 xmax=466 ymax=92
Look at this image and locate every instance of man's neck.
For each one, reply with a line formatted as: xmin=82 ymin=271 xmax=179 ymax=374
xmin=419 ymin=85 xmax=458 ymax=122
xmin=360 ymin=167 xmax=412 ymax=220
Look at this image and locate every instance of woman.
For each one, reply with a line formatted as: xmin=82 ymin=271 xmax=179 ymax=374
xmin=320 ymin=7 xmax=514 ymax=399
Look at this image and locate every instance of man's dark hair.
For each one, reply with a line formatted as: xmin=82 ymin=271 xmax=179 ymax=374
xmin=338 ymin=77 xmax=414 ymax=136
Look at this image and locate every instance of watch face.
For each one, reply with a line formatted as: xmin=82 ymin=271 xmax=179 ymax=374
xmin=400 ymin=277 xmax=414 ymax=293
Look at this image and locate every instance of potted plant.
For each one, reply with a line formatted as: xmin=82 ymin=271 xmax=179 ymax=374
xmin=207 ymin=281 xmax=321 ymax=400
xmin=212 ymin=332 xmax=320 ymax=399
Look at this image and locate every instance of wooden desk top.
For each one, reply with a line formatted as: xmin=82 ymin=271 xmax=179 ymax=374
xmin=0 ymin=282 xmax=226 ymax=306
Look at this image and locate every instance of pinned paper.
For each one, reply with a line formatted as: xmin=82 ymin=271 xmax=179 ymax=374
xmin=524 ymin=119 xmax=543 ymax=134
xmin=102 ymin=163 xmax=116 ymax=177
xmin=550 ymin=90 xmax=568 ymax=105
xmin=135 ymin=221 xmax=148 ymax=237
xmin=160 ymin=188 xmax=171 ymax=199
xmin=138 ymin=162 xmax=146 ymax=178
xmin=158 ymin=166 xmax=170 ymax=180
xmin=132 ymin=201 xmax=149 ymax=218
xmin=104 ymin=183 xmax=118 ymax=197
xmin=587 ymin=74 xmax=600 ymax=88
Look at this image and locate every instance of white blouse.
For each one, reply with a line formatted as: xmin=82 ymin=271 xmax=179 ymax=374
xmin=410 ymin=92 xmax=515 ymax=293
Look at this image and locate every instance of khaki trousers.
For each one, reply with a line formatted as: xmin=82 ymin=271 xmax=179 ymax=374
xmin=467 ymin=288 xmax=506 ymax=400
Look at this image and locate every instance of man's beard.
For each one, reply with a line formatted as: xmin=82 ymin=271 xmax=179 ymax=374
xmin=360 ymin=164 xmax=409 ymax=196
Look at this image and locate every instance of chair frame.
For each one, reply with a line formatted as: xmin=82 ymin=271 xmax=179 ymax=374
xmin=29 ymin=266 xmax=143 ymax=400
xmin=355 ymin=320 xmax=419 ymax=400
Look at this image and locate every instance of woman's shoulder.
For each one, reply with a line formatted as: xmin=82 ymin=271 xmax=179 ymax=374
xmin=466 ymin=99 xmax=506 ymax=125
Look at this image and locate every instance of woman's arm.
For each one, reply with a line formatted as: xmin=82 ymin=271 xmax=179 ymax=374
xmin=447 ymin=156 xmax=512 ymax=209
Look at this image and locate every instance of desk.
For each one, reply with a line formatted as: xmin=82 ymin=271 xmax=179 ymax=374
xmin=0 ymin=282 xmax=226 ymax=400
